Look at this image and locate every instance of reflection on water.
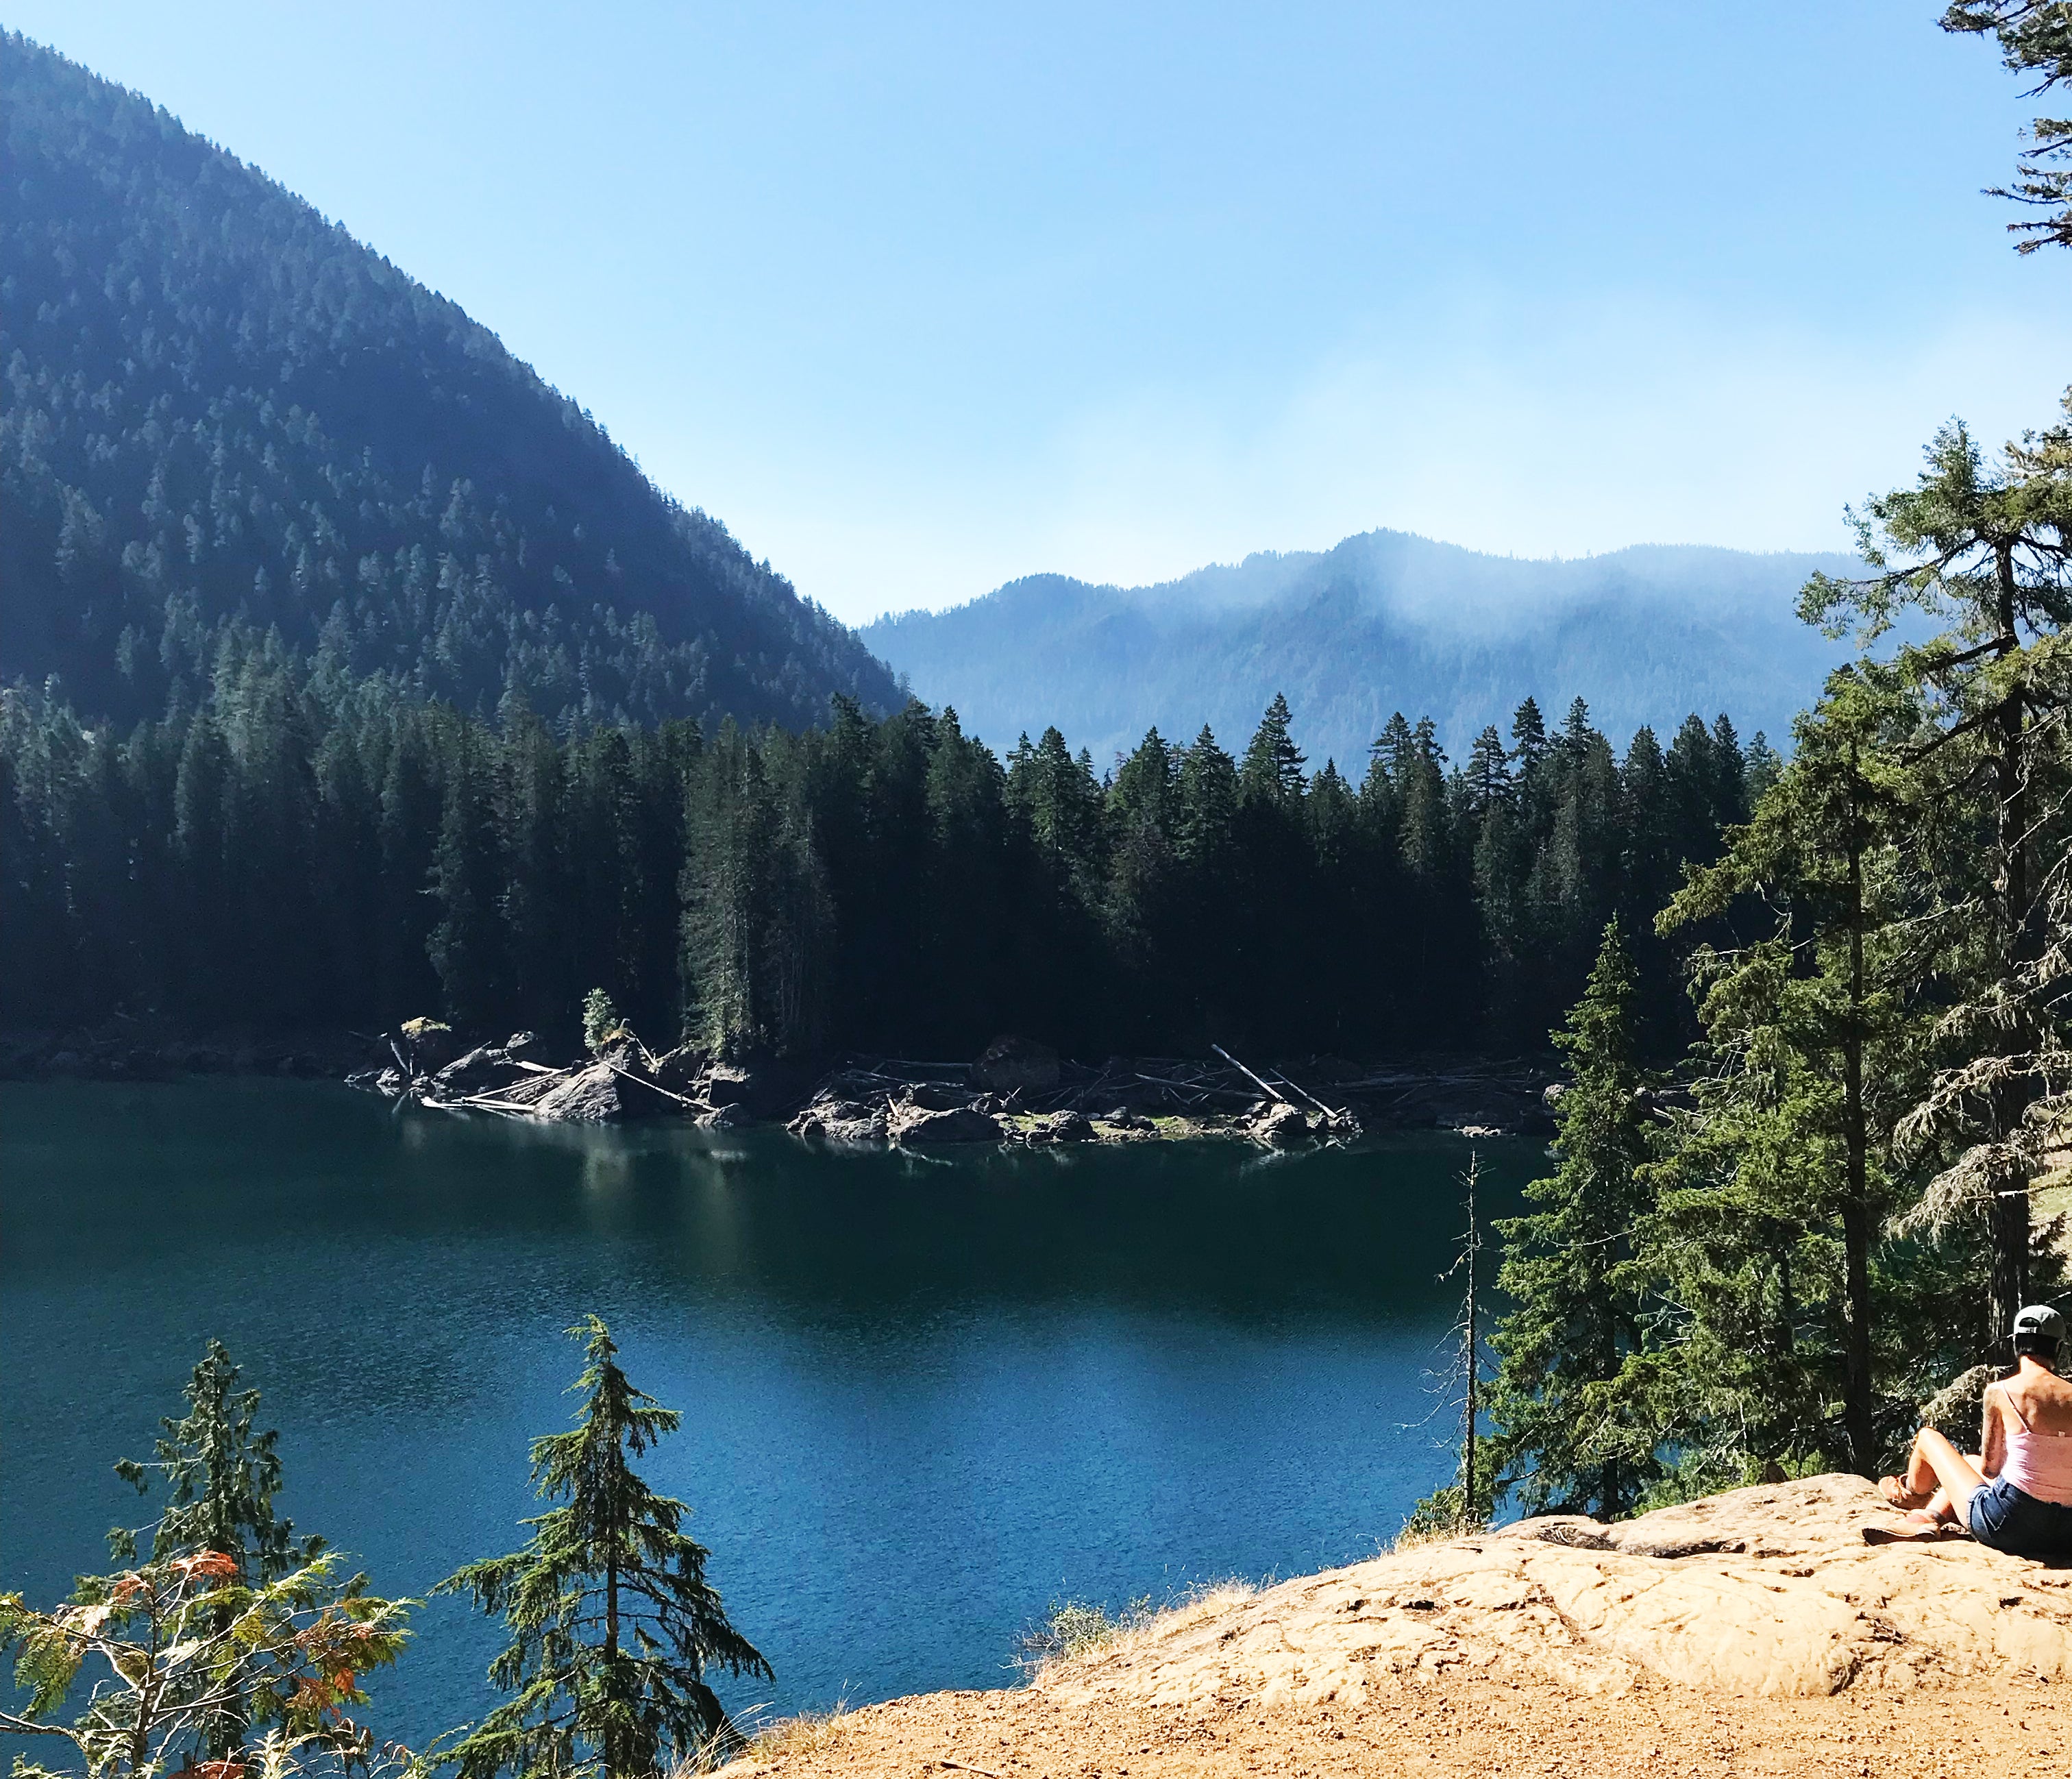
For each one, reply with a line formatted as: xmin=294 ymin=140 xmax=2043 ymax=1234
xmin=1 ymin=1081 xmax=1539 ymax=1737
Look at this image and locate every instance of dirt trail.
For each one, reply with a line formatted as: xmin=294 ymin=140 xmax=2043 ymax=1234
xmin=725 ymin=1475 xmax=2072 ymax=1777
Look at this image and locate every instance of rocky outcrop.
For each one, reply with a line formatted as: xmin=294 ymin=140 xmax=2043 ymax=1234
xmin=430 ymin=1043 xmax=528 ymax=1096
xmin=789 ymin=1096 xmax=891 ymax=1143
xmin=704 ymin=1057 xmax=814 ymax=1119
xmin=1244 ymin=1101 xmax=1312 ymax=1147
xmin=783 ymin=1086 xmax=891 ymax=1144
xmin=1026 ymin=1109 xmax=1094 ymax=1144
xmin=886 ymin=1098 xmax=1002 ymax=1145
xmin=1041 ymin=1475 xmax=2072 ymax=1709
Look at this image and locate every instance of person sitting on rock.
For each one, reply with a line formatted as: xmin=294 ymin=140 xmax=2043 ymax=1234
xmin=1877 ymin=1305 xmax=2072 ymax=1554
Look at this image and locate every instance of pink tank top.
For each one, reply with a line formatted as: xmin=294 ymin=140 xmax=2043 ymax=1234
xmin=1995 ymin=1384 xmax=2072 ymax=1507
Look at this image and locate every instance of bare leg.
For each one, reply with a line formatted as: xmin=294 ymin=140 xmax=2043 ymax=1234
xmin=1903 ymin=1430 xmax=1988 ymax=1523
xmin=1923 ymin=1455 xmax=1986 ymax=1525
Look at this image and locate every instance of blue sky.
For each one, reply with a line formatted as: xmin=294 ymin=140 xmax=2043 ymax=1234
xmin=15 ymin=1 xmax=2072 ymax=622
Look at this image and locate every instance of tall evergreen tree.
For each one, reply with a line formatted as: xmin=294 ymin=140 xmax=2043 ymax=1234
xmin=438 ymin=1318 xmax=772 ymax=1777
xmin=1489 ymin=920 xmax=1660 ymax=1517
xmin=1649 ymin=669 xmax=1923 ymax=1480
xmin=110 ymin=1342 xmax=327 ymax=1758
xmin=1801 ymin=415 xmax=2072 ymax=1353
xmin=112 ymin=1340 xmax=318 ymax=1580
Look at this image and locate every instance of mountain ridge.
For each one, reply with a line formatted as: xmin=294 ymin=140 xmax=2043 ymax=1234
xmin=0 ymin=32 xmax=900 ymax=731
xmin=866 ymin=530 xmax=1865 ymax=767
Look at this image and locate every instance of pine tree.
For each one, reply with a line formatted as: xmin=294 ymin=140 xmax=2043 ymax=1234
xmin=1653 ymin=667 xmax=1921 ymax=1477
xmin=1237 ymin=692 xmax=1306 ymax=809
xmin=110 ymin=1342 xmax=328 ymax=1757
xmin=1943 ymin=1 xmax=2072 ymax=252
xmin=438 ymin=1318 xmax=772 ymax=1777
xmin=1488 ymin=920 xmax=1660 ymax=1517
xmin=112 ymin=1340 xmax=319 ymax=1580
xmin=1174 ymin=726 xmax=1238 ymax=869
xmin=1801 ymin=415 xmax=2072 ymax=1353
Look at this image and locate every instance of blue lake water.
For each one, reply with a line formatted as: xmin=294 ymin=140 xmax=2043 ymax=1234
xmin=0 ymin=1081 xmax=1538 ymax=1743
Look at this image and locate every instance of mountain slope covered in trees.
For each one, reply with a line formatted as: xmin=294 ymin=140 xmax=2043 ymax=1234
xmin=0 ymin=33 xmax=900 ymax=731
xmin=865 ymin=532 xmax=1863 ymax=767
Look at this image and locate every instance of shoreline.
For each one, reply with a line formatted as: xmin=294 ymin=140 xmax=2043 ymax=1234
xmin=0 ymin=1023 xmax=1560 ymax=1145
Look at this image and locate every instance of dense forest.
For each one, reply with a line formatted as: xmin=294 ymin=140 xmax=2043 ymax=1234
xmin=0 ymin=33 xmax=900 ymax=733
xmin=0 ymin=654 xmax=1766 ymax=1057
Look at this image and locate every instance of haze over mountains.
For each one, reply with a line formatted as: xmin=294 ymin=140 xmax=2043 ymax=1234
xmin=0 ymin=34 xmax=898 ymax=731
xmin=1 ymin=29 xmax=1866 ymax=763
xmin=864 ymin=532 xmax=1866 ymax=768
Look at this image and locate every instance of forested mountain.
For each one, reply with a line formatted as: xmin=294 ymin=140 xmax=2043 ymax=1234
xmin=864 ymin=532 xmax=1864 ymax=768
xmin=0 ymin=33 xmax=900 ymax=731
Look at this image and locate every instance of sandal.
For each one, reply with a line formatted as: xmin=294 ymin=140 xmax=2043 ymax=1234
xmin=1879 ymin=1475 xmax=1932 ymax=1511
xmin=1863 ymin=1511 xmax=1947 ymax=1545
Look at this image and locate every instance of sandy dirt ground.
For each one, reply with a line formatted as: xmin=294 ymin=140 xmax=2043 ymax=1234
xmin=724 ymin=1475 xmax=2072 ymax=1778
xmin=729 ymin=1665 xmax=2072 ymax=1778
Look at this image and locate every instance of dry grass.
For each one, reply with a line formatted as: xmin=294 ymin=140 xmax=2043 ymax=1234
xmin=1390 ymin=1484 xmax=1490 ymax=1552
xmin=1017 ymin=1579 xmax=1258 ymax=1680
xmin=709 ymin=1697 xmax=863 ymax=1771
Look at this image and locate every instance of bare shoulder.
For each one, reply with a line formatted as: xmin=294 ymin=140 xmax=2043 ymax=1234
xmin=2012 ymin=1366 xmax=2072 ymax=1432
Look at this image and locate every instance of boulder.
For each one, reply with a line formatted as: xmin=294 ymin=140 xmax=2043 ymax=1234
xmin=650 ymin=1045 xmax=706 ymax=1094
xmin=432 ymin=1044 xmax=520 ymax=1096
xmin=789 ymin=1097 xmax=889 ymax=1144
xmin=503 ymin=1030 xmax=545 ymax=1060
xmin=1026 ymin=1109 xmax=1094 ymax=1144
xmin=525 ymin=1059 xmax=627 ymax=1122
xmin=508 ymin=1057 xmax=681 ymax=1123
xmin=887 ymin=1099 xmax=1002 ymax=1145
xmin=976 ymin=1034 xmax=1061 ymax=1094
xmin=1246 ymin=1102 xmax=1312 ymax=1147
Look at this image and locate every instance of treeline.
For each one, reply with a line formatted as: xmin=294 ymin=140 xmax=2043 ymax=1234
xmin=0 ymin=626 xmax=1770 ymax=1057
xmin=0 ymin=32 xmax=898 ymax=732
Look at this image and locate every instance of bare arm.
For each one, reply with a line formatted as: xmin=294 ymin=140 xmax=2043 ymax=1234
xmin=1980 ymin=1384 xmax=2008 ymax=1480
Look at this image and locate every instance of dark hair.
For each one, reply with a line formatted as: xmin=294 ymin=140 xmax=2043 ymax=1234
xmin=2017 ymin=1334 xmax=2063 ymax=1368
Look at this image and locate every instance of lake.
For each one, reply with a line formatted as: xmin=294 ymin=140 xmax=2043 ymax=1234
xmin=0 ymin=1080 xmax=1540 ymax=1744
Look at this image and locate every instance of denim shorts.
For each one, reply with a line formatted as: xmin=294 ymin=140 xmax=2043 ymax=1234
xmin=1968 ymin=1475 xmax=2072 ymax=1556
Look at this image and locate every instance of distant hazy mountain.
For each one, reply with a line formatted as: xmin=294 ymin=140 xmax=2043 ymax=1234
xmin=0 ymin=33 xmax=899 ymax=729
xmin=864 ymin=531 xmax=1866 ymax=769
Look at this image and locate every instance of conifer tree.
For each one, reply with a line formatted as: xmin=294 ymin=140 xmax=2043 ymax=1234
xmin=1237 ymin=692 xmax=1307 ymax=809
xmin=1488 ymin=920 xmax=1660 ymax=1517
xmin=110 ymin=1342 xmax=329 ymax=1758
xmin=437 ymin=1318 xmax=771 ymax=1778
xmin=1801 ymin=416 xmax=2072 ymax=1353
xmin=1943 ymin=1 xmax=2072 ymax=252
xmin=112 ymin=1340 xmax=319 ymax=1580
xmin=1648 ymin=669 xmax=1921 ymax=1480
